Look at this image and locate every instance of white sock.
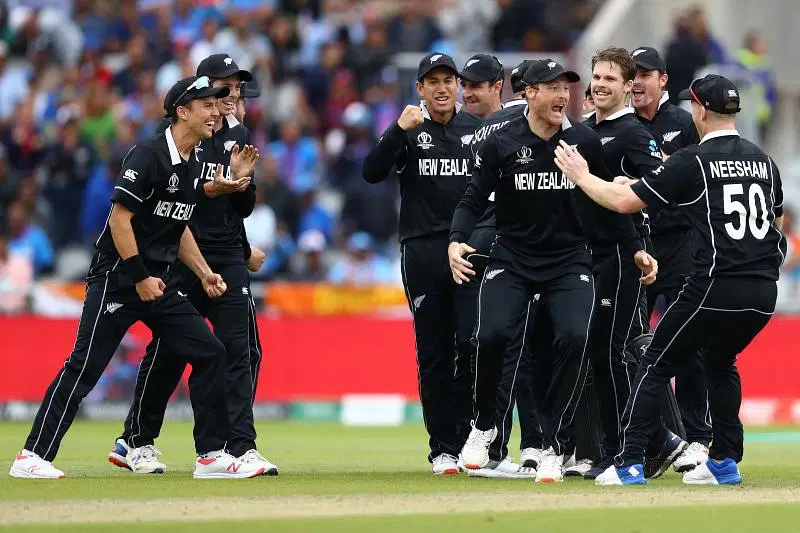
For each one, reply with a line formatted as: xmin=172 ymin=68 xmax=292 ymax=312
xmin=200 ymin=450 xmax=224 ymax=459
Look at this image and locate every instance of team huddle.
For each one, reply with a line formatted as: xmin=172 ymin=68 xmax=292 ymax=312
xmin=7 ymin=45 xmax=785 ymax=486
xmin=365 ymin=46 xmax=785 ymax=486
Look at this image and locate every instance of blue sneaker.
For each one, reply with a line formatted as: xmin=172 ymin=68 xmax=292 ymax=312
xmin=683 ymin=458 xmax=742 ymax=485
xmin=595 ymin=464 xmax=647 ymax=485
xmin=107 ymin=439 xmax=131 ymax=470
xmin=645 ymin=429 xmax=687 ymax=479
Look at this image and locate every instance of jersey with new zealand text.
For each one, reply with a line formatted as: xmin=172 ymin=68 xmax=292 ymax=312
xmin=585 ymin=108 xmax=661 ymax=252
xmin=451 ymin=116 xmax=639 ymax=279
xmin=191 ymin=114 xmax=255 ymax=264
xmin=390 ymin=110 xmax=482 ymax=242
xmin=631 ymin=133 xmax=786 ymax=280
xmin=91 ymin=127 xmax=197 ymax=288
xmin=470 ymin=99 xmax=527 ymax=232
xmin=636 ymin=96 xmax=700 ymax=235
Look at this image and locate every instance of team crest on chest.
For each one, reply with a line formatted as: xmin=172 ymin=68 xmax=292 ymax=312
xmin=166 ymin=173 xmax=180 ymax=194
xmin=516 ymin=146 xmax=534 ymax=164
xmin=417 ymin=131 xmax=434 ymax=150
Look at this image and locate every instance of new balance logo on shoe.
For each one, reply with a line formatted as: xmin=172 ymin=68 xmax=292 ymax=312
xmin=486 ymin=269 xmax=504 ymax=280
xmin=106 ymin=302 xmax=123 ymax=314
xmin=227 ymin=462 xmax=241 ymax=474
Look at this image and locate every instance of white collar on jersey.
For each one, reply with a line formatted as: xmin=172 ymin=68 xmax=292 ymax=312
xmin=582 ymin=110 xmax=595 ymax=120
xmin=225 ymin=114 xmax=240 ymax=128
xmin=658 ymin=91 xmax=669 ymax=110
xmin=503 ymin=99 xmax=527 ymax=109
xmin=700 ymin=129 xmax=740 ymax=144
xmin=420 ymin=100 xmax=462 ymax=120
xmin=597 ymin=106 xmax=635 ymax=122
xmin=165 ymin=126 xmax=182 ymax=165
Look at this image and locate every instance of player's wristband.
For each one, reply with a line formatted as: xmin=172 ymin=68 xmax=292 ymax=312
xmin=124 ymin=255 xmax=149 ymax=283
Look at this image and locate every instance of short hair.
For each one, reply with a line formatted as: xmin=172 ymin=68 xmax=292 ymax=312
xmin=591 ymin=46 xmax=636 ymax=82
xmin=170 ymin=100 xmax=195 ymax=124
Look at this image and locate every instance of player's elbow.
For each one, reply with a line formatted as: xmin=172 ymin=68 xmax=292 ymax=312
xmin=615 ymin=190 xmax=646 ymax=214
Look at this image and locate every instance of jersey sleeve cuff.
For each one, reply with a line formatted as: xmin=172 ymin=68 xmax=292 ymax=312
xmin=630 ymin=179 xmax=667 ymax=207
xmin=111 ymin=186 xmax=142 ymax=212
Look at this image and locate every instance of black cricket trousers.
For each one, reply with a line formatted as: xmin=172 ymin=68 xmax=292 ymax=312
xmin=24 ymin=275 xmax=228 ymax=460
xmin=454 ymin=228 xmax=543 ymax=461
xmin=473 ymin=257 xmax=594 ymax=457
xmin=648 ymin=231 xmax=712 ymax=446
xmin=587 ymin=245 xmax=649 ymax=459
xmin=618 ymin=277 xmax=775 ymax=466
xmin=119 ymin=262 xmax=261 ymax=457
xmin=402 ymin=235 xmax=470 ymax=461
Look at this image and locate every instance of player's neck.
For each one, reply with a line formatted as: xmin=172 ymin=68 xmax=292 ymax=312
xmin=482 ymin=100 xmax=502 ymax=118
xmin=527 ymin=112 xmax=560 ymax=140
xmin=636 ymin=98 xmax=660 ymax=121
xmin=213 ymin=114 xmax=226 ymax=132
xmin=170 ymin=123 xmax=199 ymax=160
xmin=595 ymin=102 xmax=626 ymax=123
xmin=428 ymin=107 xmax=455 ymax=125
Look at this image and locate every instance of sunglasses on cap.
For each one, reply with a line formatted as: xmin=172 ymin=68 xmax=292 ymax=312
xmin=172 ymin=76 xmax=212 ymax=112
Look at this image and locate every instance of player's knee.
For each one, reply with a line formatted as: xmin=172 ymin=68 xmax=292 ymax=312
xmin=553 ymin=327 xmax=588 ymax=356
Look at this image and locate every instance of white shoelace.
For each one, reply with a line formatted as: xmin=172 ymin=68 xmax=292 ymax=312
xmin=685 ymin=442 xmax=709 ymax=457
xmin=466 ymin=426 xmax=494 ymax=448
xmin=135 ymin=445 xmax=161 ymax=463
xmin=434 ymin=453 xmax=458 ymax=466
xmin=540 ymin=450 xmax=561 ymax=473
xmin=240 ymin=449 xmax=266 ymax=464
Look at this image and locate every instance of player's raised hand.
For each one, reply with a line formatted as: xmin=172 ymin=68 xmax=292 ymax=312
xmin=206 ymin=163 xmax=250 ymax=197
xmin=448 ymin=242 xmax=476 ymax=285
xmin=398 ymin=105 xmax=425 ymax=131
xmin=634 ymin=250 xmax=658 ymax=285
xmin=202 ymin=273 xmax=228 ymax=298
xmin=230 ymin=144 xmax=260 ymax=181
xmin=554 ymin=140 xmax=590 ymax=184
xmin=136 ymin=277 xmax=165 ymax=302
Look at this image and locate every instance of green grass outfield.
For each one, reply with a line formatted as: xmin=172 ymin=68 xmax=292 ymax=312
xmin=1 ymin=421 xmax=799 ymax=531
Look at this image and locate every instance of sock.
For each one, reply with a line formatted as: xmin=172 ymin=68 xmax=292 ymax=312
xmin=200 ymin=449 xmax=223 ymax=459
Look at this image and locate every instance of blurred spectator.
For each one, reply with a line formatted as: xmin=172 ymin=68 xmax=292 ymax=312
xmin=685 ymin=6 xmax=727 ymax=65
xmin=16 ymin=176 xmax=50 ymax=230
xmin=4 ymin=96 xmax=44 ymax=172
xmin=290 ymin=229 xmax=328 ymax=282
xmin=113 ymin=34 xmax=152 ymax=96
xmin=190 ymin=14 xmax=222 ymax=69
xmin=327 ymin=232 xmax=394 ymax=285
xmin=268 ymin=120 xmax=322 ymax=192
xmin=244 ymin=187 xmax=278 ymax=254
xmin=0 ymin=145 xmax=21 ymax=221
xmin=79 ymin=156 xmax=120 ymax=245
xmin=350 ymin=18 xmax=390 ymax=91
xmin=736 ymin=31 xmax=776 ymax=139
xmin=213 ymin=8 xmax=272 ymax=73
xmin=79 ymin=81 xmax=116 ymax=160
xmin=0 ymin=42 xmax=29 ymax=124
xmin=41 ymin=116 xmax=96 ymax=248
xmin=782 ymin=207 xmax=800 ymax=295
xmin=665 ymin=11 xmax=709 ymax=105
xmin=296 ymin=174 xmax=334 ymax=242
xmin=156 ymin=32 xmax=196 ymax=96
xmin=438 ymin=0 xmax=499 ymax=53
xmin=0 ymin=231 xmax=33 ymax=314
xmin=388 ymin=7 xmax=442 ymax=53
xmin=5 ymin=201 xmax=53 ymax=276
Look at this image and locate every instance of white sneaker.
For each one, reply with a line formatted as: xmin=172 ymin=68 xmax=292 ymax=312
xmin=107 ymin=439 xmax=131 ymax=470
xmin=672 ymin=442 xmax=709 ymax=473
xmin=460 ymin=423 xmax=497 ymax=470
xmin=193 ymin=451 xmax=266 ymax=479
xmin=520 ymin=447 xmax=543 ymax=469
xmin=468 ymin=456 xmax=536 ymax=478
xmin=432 ymin=453 xmax=459 ymax=475
xmin=128 ymin=445 xmax=167 ymax=474
xmin=534 ymin=448 xmax=564 ymax=483
xmin=562 ymin=453 xmax=577 ymax=469
xmin=564 ymin=458 xmax=594 ymax=477
xmin=682 ymin=458 xmax=742 ymax=485
xmin=595 ymin=465 xmax=623 ymax=485
xmin=9 ymin=450 xmax=64 ymax=479
xmin=239 ymin=449 xmax=279 ymax=476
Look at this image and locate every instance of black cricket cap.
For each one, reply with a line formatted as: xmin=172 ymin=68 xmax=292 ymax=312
xmin=163 ymin=75 xmax=230 ymax=117
xmin=459 ymin=53 xmax=504 ymax=83
xmin=196 ymin=54 xmax=253 ymax=82
xmin=510 ymin=60 xmax=534 ymax=93
xmin=679 ymin=74 xmax=741 ymax=114
xmin=521 ymin=59 xmax=580 ymax=86
xmin=632 ymin=46 xmax=666 ymax=72
xmin=240 ymin=79 xmax=260 ymax=98
xmin=417 ymin=52 xmax=458 ymax=81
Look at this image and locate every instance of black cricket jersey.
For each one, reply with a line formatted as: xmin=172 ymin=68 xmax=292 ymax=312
xmin=635 ymin=92 xmax=700 ymax=235
xmin=450 ymin=114 xmax=640 ymax=280
xmin=469 ymin=99 xmax=527 ymax=233
xmin=91 ymin=126 xmax=197 ymax=288
xmin=584 ymin=107 xmax=662 ymax=252
xmin=631 ymin=130 xmax=786 ymax=281
xmin=363 ymin=102 xmax=482 ymax=242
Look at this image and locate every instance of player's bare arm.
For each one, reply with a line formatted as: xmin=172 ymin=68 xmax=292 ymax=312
xmin=109 ymin=202 xmax=165 ymax=302
xmin=177 ymin=226 xmax=227 ymax=298
xmin=555 ymin=140 xmax=646 ymax=214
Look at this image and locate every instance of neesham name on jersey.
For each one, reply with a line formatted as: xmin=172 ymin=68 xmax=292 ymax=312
xmin=708 ymin=160 xmax=769 ymax=181
xmin=153 ymin=200 xmax=196 ymax=221
xmin=514 ymin=172 xmax=576 ymax=191
xmin=418 ymin=158 xmax=470 ymax=177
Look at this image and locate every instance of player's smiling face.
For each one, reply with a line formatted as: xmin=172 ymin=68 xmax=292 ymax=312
xmin=526 ymin=76 xmax=571 ymax=127
xmin=417 ymin=68 xmax=458 ymax=115
xmin=591 ymin=61 xmax=631 ymax=113
xmin=461 ymin=80 xmax=501 ymax=118
xmin=182 ymin=96 xmax=220 ymax=140
xmin=632 ymin=68 xmax=667 ymax=110
xmin=212 ymin=75 xmax=242 ymax=117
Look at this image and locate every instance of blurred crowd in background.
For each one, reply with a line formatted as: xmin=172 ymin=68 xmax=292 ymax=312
xmin=0 ymin=0 xmax=796 ymax=314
